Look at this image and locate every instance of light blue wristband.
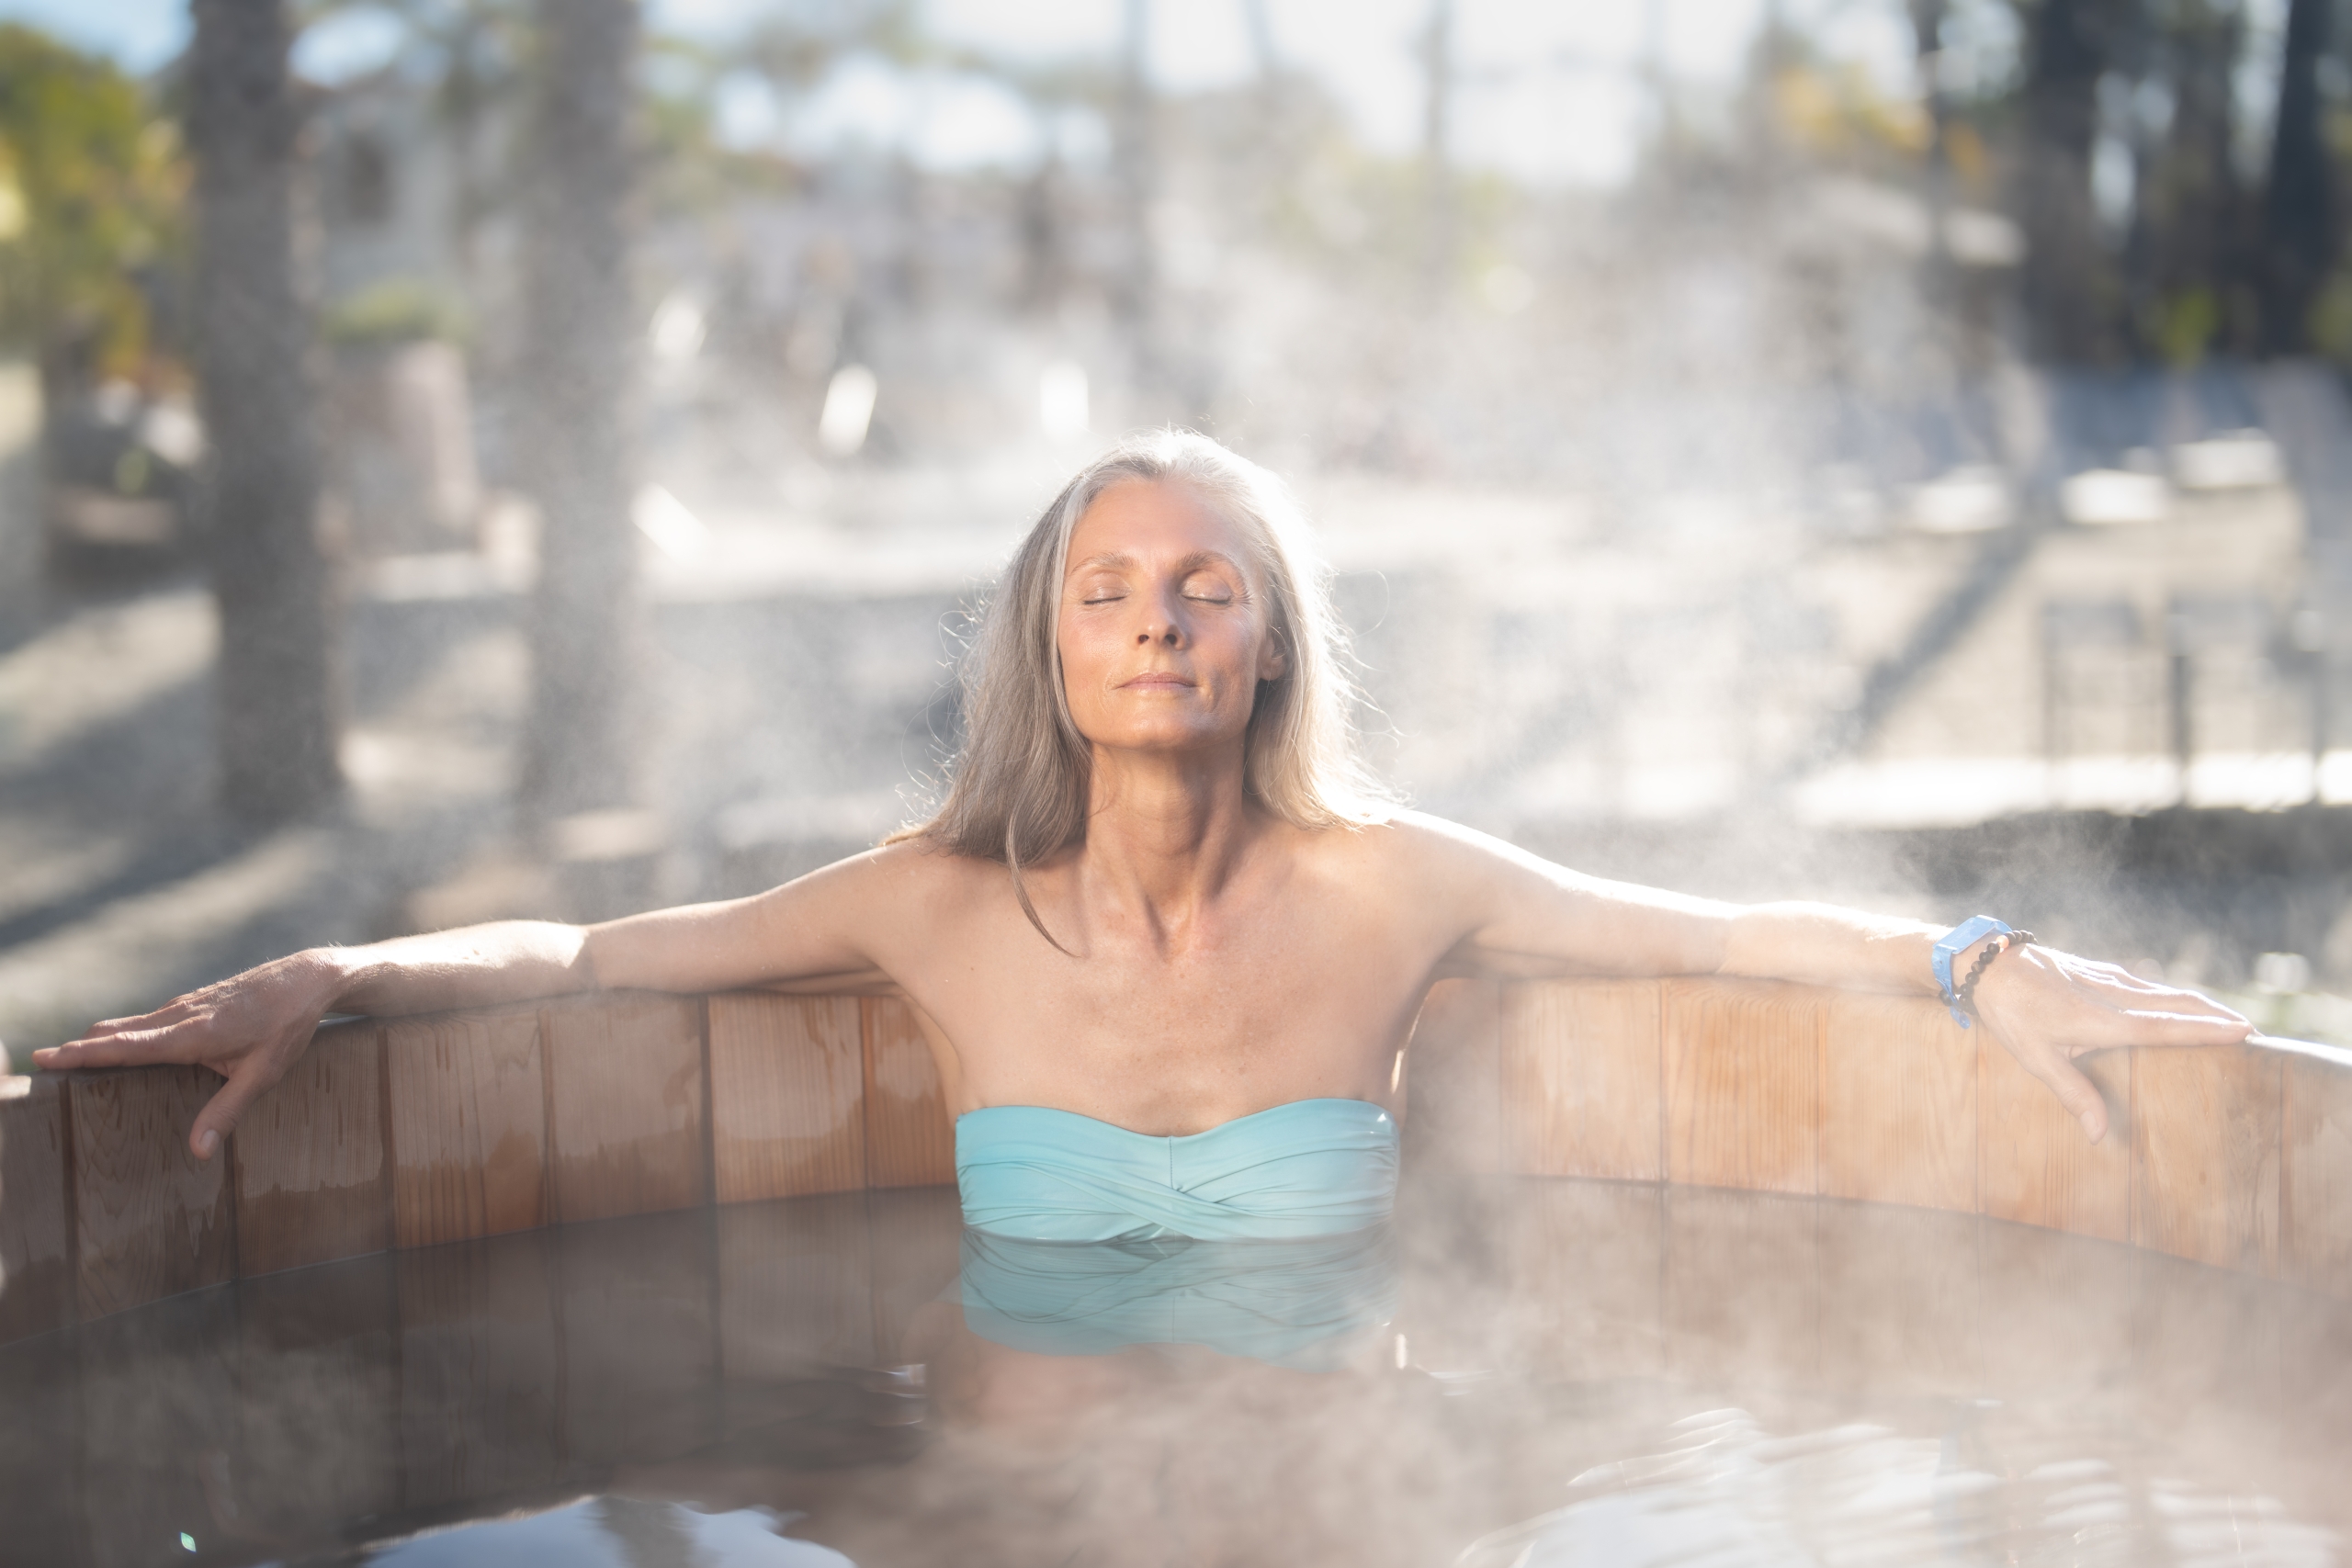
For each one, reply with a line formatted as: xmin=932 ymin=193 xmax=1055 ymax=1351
xmin=1932 ymin=915 xmax=2013 ymax=1028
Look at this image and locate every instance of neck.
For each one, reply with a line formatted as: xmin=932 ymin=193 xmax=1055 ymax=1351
xmin=1076 ymin=744 xmax=1263 ymax=945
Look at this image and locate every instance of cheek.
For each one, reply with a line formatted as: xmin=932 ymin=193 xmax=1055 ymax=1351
xmin=1055 ymin=618 xmax=1117 ymax=695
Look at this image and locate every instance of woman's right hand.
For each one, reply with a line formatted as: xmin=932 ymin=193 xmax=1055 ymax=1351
xmin=31 ymin=949 xmax=347 ymax=1161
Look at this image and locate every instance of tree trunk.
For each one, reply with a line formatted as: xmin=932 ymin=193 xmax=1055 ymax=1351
xmin=2264 ymin=0 xmax=2335 ymax=355
xmin=187 ymin=0 xmax=342 ymax=821
xmin=515 ymin=0 xmax=640 ymax=827
xmin=2016 ymin=0 xmax=2114 ymax=364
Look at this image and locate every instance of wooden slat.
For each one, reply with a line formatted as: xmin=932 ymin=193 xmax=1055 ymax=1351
xmin=862 ymin=998 xmax=955 ymax=1189
xmin=556 ymin=1212 xmax=718 ymax=1467
xmin=384 ymin=1006 xmax=549 ymax=1247
xmin=1506 ymin=1178 xmax=1665 ymax=1381
xmin=1662 ymin=1187 xmax=1818 ymax=1385
xmin=234 ymin=1258 xmax=400 ymax=1532
xmin=1499 ymin=979 xmax=1660 ymax=1180
xmin=716 ymin=1192 xmax=876 ymax=1395
xmin=232 ymin=1020 xmax=389 ymax=1278
xmin=2283 ymin=1050 xmax=2352 ymax=1298
xmin=543 ymin=991 xmax=709 ymax=1223
xmin=1400 ymin=977 xmax=1502 ymax=1175
xmin=1977 ymin=1038 xmax=2132 ymax=1242
xmin=0 ymin=1076 xmax=74 ymax=1343
xmin=66 ymin=1067 xmax=234 ymax=1319
xmin=1818 ymin=992 xmax=1976 ymax=1212
xmin=1661 ymin=977 xmax=1821 ymax=1195
xmin=708 ymin=993 xmax=865 ymax=1203
xmin=2132 ymin=1043 xmax=2282 ymax=1273
xmin=396 ymin=1231 xmax=561 ymax=1506
xmin=1816 ymin=1201 xmax=1980 ymax=1394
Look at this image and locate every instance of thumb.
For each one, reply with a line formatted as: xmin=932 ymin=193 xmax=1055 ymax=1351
xmin=190 ymin=1066 xmax=269 ymax=1163
xmin=2025 ymin=1049 xmax=2112 ymax=1145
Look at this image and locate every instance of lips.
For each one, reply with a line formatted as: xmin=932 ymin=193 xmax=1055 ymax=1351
xmin=1120 ymin=672 xmax=1193 ymax=690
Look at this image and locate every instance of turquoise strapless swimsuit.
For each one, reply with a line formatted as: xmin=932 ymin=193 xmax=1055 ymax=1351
xmin=954 ymin=1099 xmax=1400 ymax=1242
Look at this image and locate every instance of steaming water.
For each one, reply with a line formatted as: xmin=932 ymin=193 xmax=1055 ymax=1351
xmin=5 ymin=1178 xmax=2346 ymax=1567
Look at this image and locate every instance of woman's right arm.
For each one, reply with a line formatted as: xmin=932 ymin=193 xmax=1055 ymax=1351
xmin=29 ymin=845 xmax=917 ymax=1160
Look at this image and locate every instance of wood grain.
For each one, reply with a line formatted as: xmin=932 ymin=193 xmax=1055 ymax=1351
xmin=0 ymin=1075 xmax=74 ymax=1343
xmin=384 ymin=1005 xmax=550 ymax=1247
xmin=232 ymin=1019 xmax=389 ymax=1278
xmin=542 ymin=990 xmax=709 ymax=1224
xmin=2283 ymin=1050 xmax=2352 ymax=1298
xmin=1400 ymin=977 xmax=1502 ymax=1175
xmin=67 ymin=1066 xmax=234 ymax=1320
xmin=717 ymin=1192 xmax=876 ymax=1393
xmin=1978 ymin=1038 xmax=2132 ymax=1242
xmin=708 ymin=993 xmax=866 ymax=1203
xmin=396 ymin=1230 xmax=560 ymax=1506
xmin=1499 ymin=979 xmax=1660 ymax=1180
xmin=1661 ymin=977 xmax=1822 ymax=1195
xmin=862 ymin=998 xmax=955 ymax=1189
xmin=2132 ymin=1043 xmax=2282 ymax=1274
xmin=1818 ymin=992 xmax=1977 ymax=1212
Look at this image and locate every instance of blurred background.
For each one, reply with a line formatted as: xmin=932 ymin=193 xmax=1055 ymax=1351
xmin=3 ymin=0 xmax=2350 ymax=1056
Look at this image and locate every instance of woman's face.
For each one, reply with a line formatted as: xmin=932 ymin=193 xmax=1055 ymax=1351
xmin=1057 ymin=478 xmax=1285 ymax=761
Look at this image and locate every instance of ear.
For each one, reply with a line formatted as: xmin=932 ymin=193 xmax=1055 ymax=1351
xmin=1258 ymin=626 xmax=1288 ymax=682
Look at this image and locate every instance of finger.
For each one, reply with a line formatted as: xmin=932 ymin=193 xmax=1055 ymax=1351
xmin=32 ymin=1024 xmax=209 ymax=1071
xmin=85 ymin=995 xmax=203 ymax=1034
xmin=2018 ymin=1047 xmax=2112 ymax=1144
xmin=190 ymin=1063 xmax=276 ymax=1162
xmin=2072 ymin=1008 xmax=2255 ymax=1049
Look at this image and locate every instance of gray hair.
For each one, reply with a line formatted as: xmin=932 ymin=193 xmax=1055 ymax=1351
xmin=896 ymin=430 xmax=1390 ymax=938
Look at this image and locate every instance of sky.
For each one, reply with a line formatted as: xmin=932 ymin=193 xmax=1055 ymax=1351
xmin=3 ymin=0 xmax=1940 ymax=188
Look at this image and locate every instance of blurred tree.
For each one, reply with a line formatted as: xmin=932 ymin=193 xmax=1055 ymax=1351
xmin=188 ymin=0 xmax=341 ymax=820
xmin=514 ymin=0 xmax=641 ymax=826
xmin=2016 ymin=0 xmax=2120 ymax=363
xmin=2130 ymin=0 xmax=2254 ymax=363
xmin=2262 ymin=0 xmax=2335 ymax=354
xmin=0 ymin=25 xmax=186 ymax=399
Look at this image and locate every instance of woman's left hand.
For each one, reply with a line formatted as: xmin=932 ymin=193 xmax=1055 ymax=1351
xmin=1969 ymin=944 xmax=2252 ymax=1143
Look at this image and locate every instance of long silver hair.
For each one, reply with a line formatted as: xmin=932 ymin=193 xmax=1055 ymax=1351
xmin=896 ymin=430 xmax=1390 ymax=935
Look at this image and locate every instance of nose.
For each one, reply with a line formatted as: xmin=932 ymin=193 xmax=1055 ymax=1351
xmin=1136 ymin=590 xmax=1186 ymax=647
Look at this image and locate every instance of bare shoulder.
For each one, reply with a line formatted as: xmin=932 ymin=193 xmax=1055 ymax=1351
xmin=1334 ymin=809 xmax=1566 ymax=884
xmin=1283 ymin=811 xmax=1568 ymax=931
xmin=772 ymin=834 xmax=1004 ymax=917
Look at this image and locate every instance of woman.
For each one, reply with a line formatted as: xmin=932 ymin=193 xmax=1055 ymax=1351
xmin=37 ymin=432 xmax=2249 ymax=1238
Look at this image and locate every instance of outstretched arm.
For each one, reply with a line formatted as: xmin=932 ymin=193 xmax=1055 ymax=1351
xmin=1412 ymin=815 xmax=2251 ymax=1145
xmin=31 ymin=846 xmax=913 ymax=1160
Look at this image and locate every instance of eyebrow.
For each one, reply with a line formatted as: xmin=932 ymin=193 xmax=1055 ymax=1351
xmin=1067 ymin=549 xmax=1243 ymax=576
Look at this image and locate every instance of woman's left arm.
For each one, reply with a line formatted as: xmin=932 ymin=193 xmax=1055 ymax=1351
xmin=1716 ymin=902 xmax=2251 ymax=1143
xmin=1411 ymin=816 xmax=2252 ymax=1144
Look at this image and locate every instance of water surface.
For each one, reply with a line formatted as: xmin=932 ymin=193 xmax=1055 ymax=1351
xmin=3 ymin=1178 xmax=2345 ymax=1566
